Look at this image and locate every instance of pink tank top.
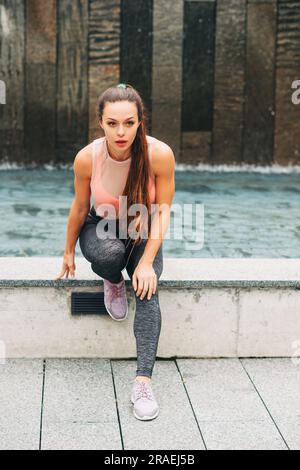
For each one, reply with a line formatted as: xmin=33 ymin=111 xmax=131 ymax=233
xmin=91 ymin=135 xmax=157 ymax=219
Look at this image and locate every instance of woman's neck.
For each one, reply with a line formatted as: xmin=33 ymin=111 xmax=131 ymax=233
xmin=106 ymin=139 xmax=131 ymax=162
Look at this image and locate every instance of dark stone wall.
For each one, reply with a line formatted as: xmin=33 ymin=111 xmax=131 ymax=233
xmin=0 ymin=0 xmax=299 ymax=166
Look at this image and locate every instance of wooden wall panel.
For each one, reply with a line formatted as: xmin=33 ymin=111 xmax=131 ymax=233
xmin=57 ymin=0 xmax=89 ymax=161
xmin=25 ymin=0 xmax=56 ymax=165
xmin=88 ymin=0 xmax=120 ymax=142
xmin=212 ymin=0 xmax=247 ymax=164
xmin=0 ymin=0 xmax=25 ymax=164
xmin=121 ymin=0 xmax=153 ymax=132
xmin=274 ymin=0 xmax=300 ymax=164
xmin=182 ymin=0 xmax=215 ymax=133
xmin=182 ymin=0 xmax=216 ymax=164
xmin=243 ymin=1 xmax=276 ymax=165
xmin=182 ymin=131 xmax=211 ymax=165
xmin=152 ymin=0 xmax=183 ymax=161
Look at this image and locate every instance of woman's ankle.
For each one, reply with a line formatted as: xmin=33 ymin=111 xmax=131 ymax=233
xmin=135 ymin=375 xmax=151 ymax=382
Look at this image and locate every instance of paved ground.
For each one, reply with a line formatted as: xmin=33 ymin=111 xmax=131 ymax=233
xmin=0 ymin=358 xmax=299 ymax=450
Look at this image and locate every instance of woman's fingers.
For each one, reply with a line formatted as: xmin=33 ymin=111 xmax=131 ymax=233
xmin=136 ymin=279 xmax=144 ymax=297
xmin=139 ymin=280 xmax=149 ymax=300
xmin=132 ymin=273 xmax=137 ymax=291
xmin=135 ymin=276 xmax=157 ymax=300
xmin=147 ymin=278 xmax=154 ymax=300
xmin=68 ymin=262 xmax=76 ymax=277
xmin=54 ymin=270 xmax=65 ymax=280
xmin=55 ymin=253 xmax=76 ymax=281
xmin=153 ymin=274 xmax=157 ymax=294
xmin=54 ymin=266 xmax=73 ymax=280
xmin=54 ymin=265 xmax=66 ymax=280
xmin=66 ymin=266 xmax=75 ymax=278
xmin=72 ymin=263 xmax=76 ymax=275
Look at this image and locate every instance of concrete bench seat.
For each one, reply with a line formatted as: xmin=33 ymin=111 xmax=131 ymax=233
xmin=0 ymin=257 xmax=299 ymax=359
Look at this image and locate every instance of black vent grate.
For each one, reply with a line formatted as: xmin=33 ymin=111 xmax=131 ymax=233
xmin=71 ymin=292 xmax=108 ymax=315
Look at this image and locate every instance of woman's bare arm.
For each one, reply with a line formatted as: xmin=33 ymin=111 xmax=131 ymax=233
xmin=64 ymin=146 xmax=92 ymax=254
xmin=55 ymin=147 xmax=92 ymax=280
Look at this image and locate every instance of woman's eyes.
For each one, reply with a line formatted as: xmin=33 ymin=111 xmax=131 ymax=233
xmin=108 ymin=121 xmax=134 ymax=126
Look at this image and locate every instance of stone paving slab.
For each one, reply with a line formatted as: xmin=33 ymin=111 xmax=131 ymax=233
xmin=242 ymin=358 xmax=300 ymax=450
xmin=176 ymin=358 xmax=288 ymax=450
xmin=41 ymin=359 xmax=121 ymax=450
xmin=0 ymin=359 xmax=43 ymax=450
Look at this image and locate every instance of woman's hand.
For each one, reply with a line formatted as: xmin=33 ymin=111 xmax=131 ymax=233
xmin=132 ymin=260 xmax=157 ymax=301
xmin=55 ymin=252 xmax=76 ymax=280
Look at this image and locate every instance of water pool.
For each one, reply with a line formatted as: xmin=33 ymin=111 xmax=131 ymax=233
xmin=0 ymin=168 xmax=299 ymax=258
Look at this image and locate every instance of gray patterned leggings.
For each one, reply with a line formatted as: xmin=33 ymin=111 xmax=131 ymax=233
xmin=78 ymin=206 xmax=164 ymax=379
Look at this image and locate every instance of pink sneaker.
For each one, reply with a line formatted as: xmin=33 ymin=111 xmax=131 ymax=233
xmin=103 ymin=274 xmax=128 ymax=321
xmin=131 ymin=379 xmax=159 ymax=421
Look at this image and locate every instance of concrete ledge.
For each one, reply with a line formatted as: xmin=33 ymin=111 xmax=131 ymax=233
xmin=0 ymin=257 xmax=300 ymax=358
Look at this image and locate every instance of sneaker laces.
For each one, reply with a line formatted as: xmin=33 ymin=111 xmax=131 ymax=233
xmin=135 ymin=381 xmax=154 ymax=400
xmin=112 ymin=281 xmax=124 ymax=296
xmin=107 ymin=278 xmax=124 ymax=298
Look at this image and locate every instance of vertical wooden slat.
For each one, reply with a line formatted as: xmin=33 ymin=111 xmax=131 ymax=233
xmin=152 ymin=0 xmax=183 ymax=161
xmin=274 ymin=0 xmax=300 ymax=165
xmin=0 ymin=80 xmax=5 ymax=104
xmin=243 ymin=1 xmax=277 ymax=165
xmin=57 ymin=0 xmax=89 ymax=161
xmin=0 ymin=0 xmax=25 ymax=164
xmin=182 ymin=0 xmax=216 ymax=164
xmin=121 ymin=0 xmax=153 ymax=132
xmin=182 ymin=132 xmax=211 ymax=164
xmin=88 ymin=0 xmax=121 ymax=142
xmin=25 ymin=0 xmax=56 ymax=165
xmin=212 ymin=0 xmax=247 ymax=164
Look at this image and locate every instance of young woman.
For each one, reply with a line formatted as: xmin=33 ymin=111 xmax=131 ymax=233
xmin=55 ymin=83 xmax=175 ymax=421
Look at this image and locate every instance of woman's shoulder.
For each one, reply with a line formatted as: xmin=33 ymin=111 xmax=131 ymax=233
xmin=146 ymin=134 xmax=173 ymax=154
xmin=146 ymin=135 xmax=175 ymax=176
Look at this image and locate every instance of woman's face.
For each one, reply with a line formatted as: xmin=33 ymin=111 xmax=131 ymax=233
xmin=99 ymin=101 xmax=141 ymax=151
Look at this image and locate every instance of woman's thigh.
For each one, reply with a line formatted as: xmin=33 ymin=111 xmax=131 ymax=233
xmin=79 ymin=217 xmax=126 ymax=267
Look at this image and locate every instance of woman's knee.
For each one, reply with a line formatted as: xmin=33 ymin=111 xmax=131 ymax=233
xmin=93 ymin=246 xmax=127 ymax=283
xmin=94 ymin=240 xmax=125 ymax=265
xmin=80 ymin=229 xmax=125 ymax=265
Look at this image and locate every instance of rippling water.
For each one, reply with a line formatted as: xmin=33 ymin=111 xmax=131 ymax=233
xmin=0 ymin=166 xmax=299 ymax=258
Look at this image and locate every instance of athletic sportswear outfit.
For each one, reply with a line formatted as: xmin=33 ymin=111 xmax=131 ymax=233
xmin=78 ymin=136 xmax=163 ymax=378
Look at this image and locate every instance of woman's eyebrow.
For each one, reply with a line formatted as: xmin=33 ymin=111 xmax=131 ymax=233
xmin=107 ymin=116 xmax=135 ymax=121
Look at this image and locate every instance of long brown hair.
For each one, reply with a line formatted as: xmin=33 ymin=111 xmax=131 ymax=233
xmin=97 ymin=84 xmax=153 ymax=246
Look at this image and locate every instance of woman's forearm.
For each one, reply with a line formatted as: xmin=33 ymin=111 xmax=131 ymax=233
xmin=140 ymin=205 xmax=171 ymax=264
xmin=64 ymin=200 xmax=89 ymax=254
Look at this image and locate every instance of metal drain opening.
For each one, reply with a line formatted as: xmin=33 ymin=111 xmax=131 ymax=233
xmin=71 ymin=292 xmax=108 ymax=315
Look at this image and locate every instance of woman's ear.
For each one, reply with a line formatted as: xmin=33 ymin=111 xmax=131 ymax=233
xmin=99 ymin=118 xmax=103 ymax=130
